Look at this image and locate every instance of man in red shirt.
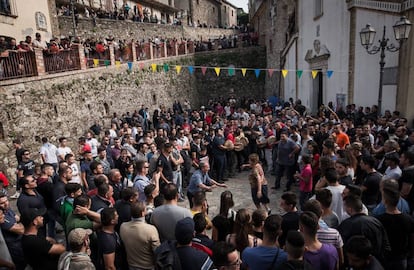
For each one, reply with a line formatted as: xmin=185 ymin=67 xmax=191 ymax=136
xmin=333 ymin=124 xmax=350 ymax=150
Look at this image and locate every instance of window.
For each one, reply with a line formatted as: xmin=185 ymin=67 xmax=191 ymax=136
xmin=269 ymin=39 xmax=273 ymax=53
xmin=212 ymin=7 xmax=215 ymax=13
xmin=232 ymin=10 xmax=234 ymax=16
xmin=314 ymin=0 xmax=323 ymax=19
xmin=0 ymin=0 xmax=17 ymax=17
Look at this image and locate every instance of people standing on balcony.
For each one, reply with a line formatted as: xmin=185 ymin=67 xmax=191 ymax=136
xmin=32 ymin=33 xmax=48 ymax=51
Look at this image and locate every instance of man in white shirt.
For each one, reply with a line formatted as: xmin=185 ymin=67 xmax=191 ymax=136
xmin=85 ymin=132 xmax=99 ymax=158
xmin=39 ymin=137 xmax=58 ymax=170
xmin=56 ymin=137 xmax=72 ymax=162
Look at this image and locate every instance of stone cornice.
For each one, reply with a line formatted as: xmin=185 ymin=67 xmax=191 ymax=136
xmin=347 ymin=0 xmax=414 ymax=12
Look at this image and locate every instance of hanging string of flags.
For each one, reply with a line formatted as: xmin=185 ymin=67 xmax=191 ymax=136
xmin=85 ymin=58 xmax=341 ymax=79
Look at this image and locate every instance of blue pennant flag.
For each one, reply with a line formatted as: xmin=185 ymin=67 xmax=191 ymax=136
xmin=255 ymin=69 xmax=261 ymax=78
xmin=188 ymin=66 xmax=194 ymax=75
xmin=127 ymin=62 xmax=133 ymax=70
xmin=327 ymin=70 xmax=334 ymax=78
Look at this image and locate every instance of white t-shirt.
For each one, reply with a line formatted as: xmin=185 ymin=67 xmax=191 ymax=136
xmin=69 ymin=163 xmax=81 ymax=184
xmin=57 ymin=146 xmax=72 ymax=161
xmin=39 ymin=143 xmax=58 ymax=164
xmin=86 ymin=138 xmax=99 ymax=157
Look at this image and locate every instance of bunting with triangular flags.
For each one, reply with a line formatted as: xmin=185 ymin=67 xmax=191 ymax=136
xmin=228 ymin=68 xmax=235 ymax=76
xmin=176 ymin=65 xmax=182 ymax=74
xmin=138 ymin=63 xmax=144 ymax=70
xmin=201 ymin=66 xmax=207 ymax=75
xmin=115 ymin=61 xmax=121 ymax=68
xmin=163 ymin=64 xmax=169 ymax=72
xmin=311 ymin=70 xmax=318 ymax=79
xmin=151 ymin=63 xmax=157 ymax=72
xmin=214 ymin=67 xmax=220 ymax=76
xmin=268 ymin=69 xmax=274 ymax=77
xmin=327 ymin=70 xmax=334 ymax=78
xmin=188 ymin=66 xmax=194 ymax=74
xmin=93 ymin=59 xmax=99 ymax=67
xmin=296 ymin=70 xmax=303 ymax=78
xmin=254 ymin=69 xmax=260 ymax=78
xmin=104 ymin=60 xmax=110 ymax=67
xmin=127 ymin=62 xmax=133 ymax=70
xmin=241 ymin=68 xmax=247 ymax=77
xmin=282 ymin=69 xmax=288 ymax=78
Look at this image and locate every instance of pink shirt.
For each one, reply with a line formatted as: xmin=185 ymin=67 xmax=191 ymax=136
xmin=299 ymin=164 xmax=313 ymax=192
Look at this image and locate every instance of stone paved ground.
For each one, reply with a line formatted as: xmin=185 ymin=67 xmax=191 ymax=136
xmin=178 ymin=170 xmax=295 ymax=217
xmin=9 ymin=169 xmax=295 ymax=238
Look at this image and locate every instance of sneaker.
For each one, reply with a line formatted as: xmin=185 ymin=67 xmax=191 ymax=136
xmin=10 ymin=191 xmax=20 ymax=199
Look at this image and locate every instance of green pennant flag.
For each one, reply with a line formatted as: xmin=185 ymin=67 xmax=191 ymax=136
xmin=296 ymin=70 xmax=303 ymax=78
xmin=228 ymin=68 xmax=235 ymax=76
xmin=104 ymin=59 xmax=110 ymax=67
xmin=163 ymin=64 xmax=169 ymax=72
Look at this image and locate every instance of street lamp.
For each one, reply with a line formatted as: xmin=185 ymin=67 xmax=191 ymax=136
xmin=359 ymin=16 xmax=412 ymax=115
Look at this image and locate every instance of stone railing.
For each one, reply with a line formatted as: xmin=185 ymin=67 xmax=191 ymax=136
xmin=347 ymin=0 xmax=414 ymax=12
xmin=347 ymin=0 xmax=402 ymax=12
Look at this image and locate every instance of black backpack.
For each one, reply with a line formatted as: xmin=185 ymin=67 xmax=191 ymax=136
xmin=154 ymin=240 xmax=182 ymax=270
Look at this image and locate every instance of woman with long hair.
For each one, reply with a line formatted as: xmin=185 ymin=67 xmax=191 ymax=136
xmin=226 ymin=208 xmax=262 ymax=254
xmin=211 ymin=190 xmax=237 ymax=242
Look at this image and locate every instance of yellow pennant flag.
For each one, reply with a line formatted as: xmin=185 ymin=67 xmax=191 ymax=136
xmin=151 ymin=63 xmax=157 ymax=72
xmin=311 ymin=70 xmax=318 ymax=79
xmin=214 ymin=67 xmax=221 ymax=76
xmin=282 ymin=69 xmax=288 ymax=78
xmin=93 ymin=59 xmax=99 ymax=67
xmin=241 ymin=68 xmax=247 ymax=77
xmin=176 ymin=65 xmax=182 ymax=74
xmin=115 ymin=61 xmax=121 ymax=68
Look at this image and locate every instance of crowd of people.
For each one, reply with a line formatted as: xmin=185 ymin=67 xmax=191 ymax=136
xmin=0 ymin=96 xmax=413 ymax=270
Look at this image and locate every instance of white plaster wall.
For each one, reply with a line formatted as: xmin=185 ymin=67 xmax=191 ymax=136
xmin=354 ymin=9 xmax=400 ymax=113
xmin=1 ymin=0 xmax=53 ymax=41
xmin=284 ymin=0 xmax=350 ymax=113
xmin=283 ymin=41 xmax=297 ymax=102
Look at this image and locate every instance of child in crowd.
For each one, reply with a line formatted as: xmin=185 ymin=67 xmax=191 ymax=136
xmin=295 ymin=155 xmax=313 ymax=209
xmin=242 ymin=153 xmax=271 ymax=213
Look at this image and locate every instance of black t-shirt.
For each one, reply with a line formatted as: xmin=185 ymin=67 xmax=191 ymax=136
xmin=176 ymin=246 xmax=212 ymax=270
xmin=21 ymin=234 xmax=59 ymax=270
xmin=338 ymin=175 xmax=353 ymax=186
xmin=377 ymin=213 xmax=414 ymax=259
xmin=157 ymin=154 xmax=174 ymax=182
xmin=114 ymin=200 xmax=131 ymax=232
xmin=16 ymin=148 xmax=25 ymax=164
xmin=361 ymin=171 xmax=382 ymax=206
xmin=399 ymin=166 xmax=414 ymax=210
xmin=17 ymin=160 xmax=35 ymax=176
xmin=97 ymin=230 xmax=122 ymax=270
xmin=279 ymin=212 xmax=300 ymax=248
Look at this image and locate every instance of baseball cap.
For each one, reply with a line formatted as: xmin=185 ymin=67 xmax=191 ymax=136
xmin=21 ymin=207 xmax=47 ymax=226
xmin=68 ymin=228 xmax=93 ymax=246
xmin=175 ymin=217 xmax=195 ymax=244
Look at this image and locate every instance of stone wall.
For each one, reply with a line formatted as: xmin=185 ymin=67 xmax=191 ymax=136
xmin=0 ymin=47 xmax=265 ymax=179
xmin=57 ymin=16 xmax=236 ymax=41
xmin=190 ymin=0 xmax=220 ymax=28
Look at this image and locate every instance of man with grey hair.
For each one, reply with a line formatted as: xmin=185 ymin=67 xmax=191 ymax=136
xmin=187 ymin=162 xmax=227 ymax=208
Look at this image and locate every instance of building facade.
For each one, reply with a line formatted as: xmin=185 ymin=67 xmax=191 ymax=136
xmin=1 ymin=0 xmax=54 ymax=42
xmin=280 ymin=0 xmax=409 ymax=114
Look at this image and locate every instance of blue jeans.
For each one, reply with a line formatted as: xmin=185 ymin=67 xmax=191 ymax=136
xmin=172 ymin=170 xmax=183 ymax=196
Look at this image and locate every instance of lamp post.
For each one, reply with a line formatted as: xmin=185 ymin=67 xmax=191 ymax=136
xmin=359 ymin=16 xmax=412 ymax=115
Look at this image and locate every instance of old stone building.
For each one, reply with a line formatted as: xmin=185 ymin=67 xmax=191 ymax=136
xmin=251 ymin=0 xmax=412 ymax=116
xmin=0 ymin=0 xmax=54 ymax=42
xmin=249 ymin=0 xmax=296 ymax=97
